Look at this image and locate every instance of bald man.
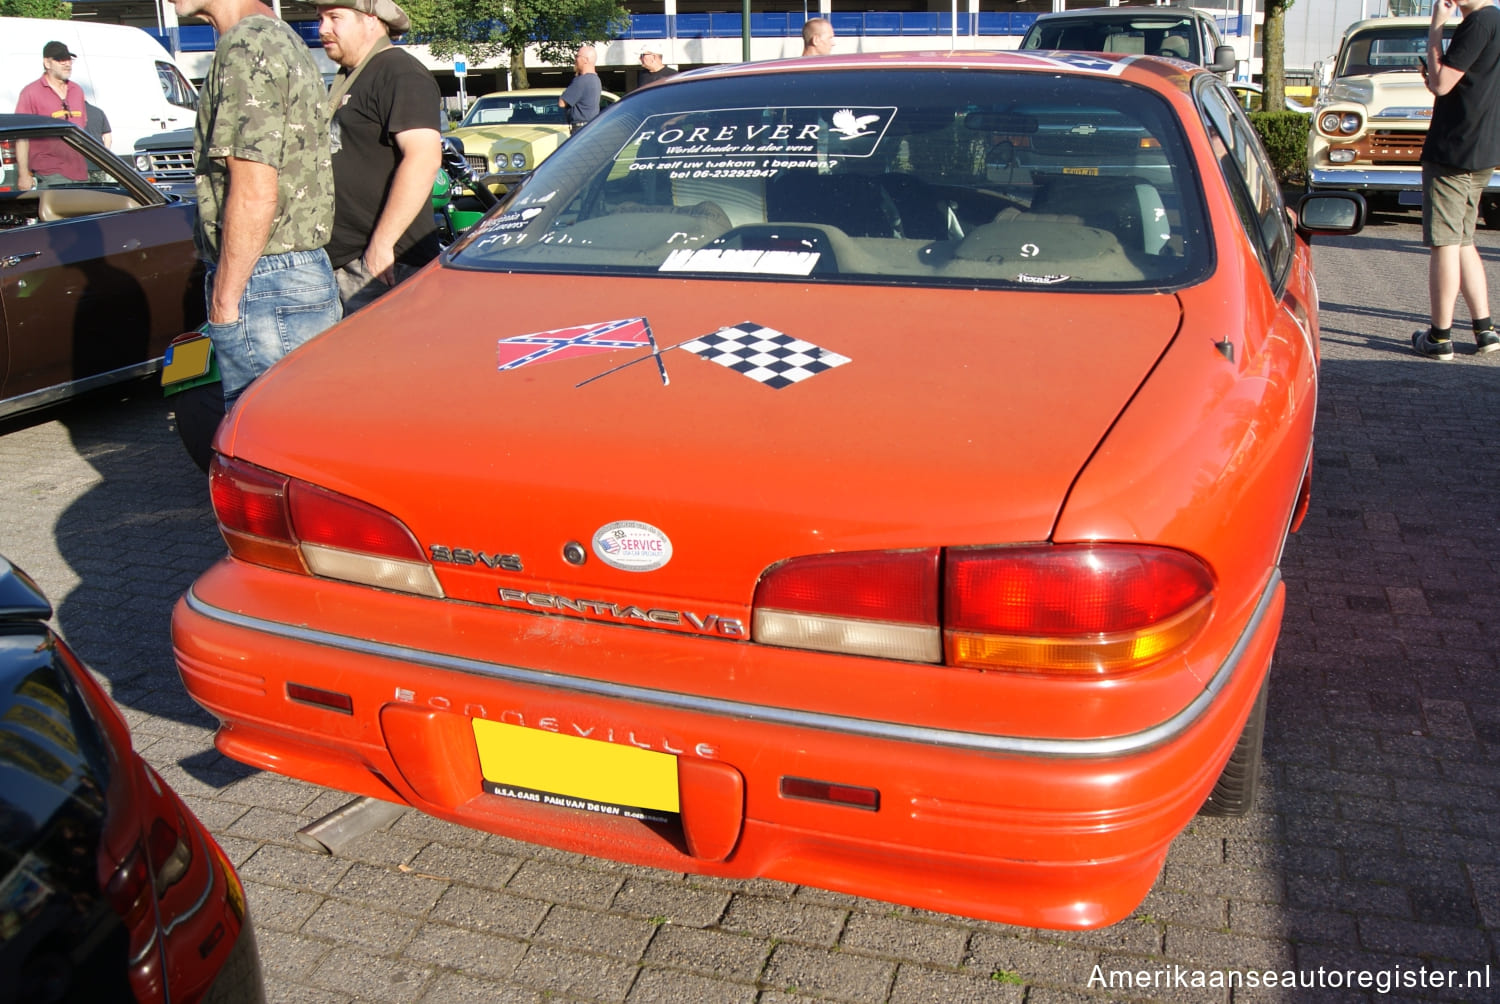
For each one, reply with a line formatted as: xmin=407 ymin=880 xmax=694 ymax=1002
xmin=559 ymin=46 xmax=601 ymax=134
xmin=802 ymin=18 xmax=834 ymax=56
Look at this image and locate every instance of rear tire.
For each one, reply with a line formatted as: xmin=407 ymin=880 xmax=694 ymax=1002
xmin=1198 ymin=675 xmax=1268 ymax=817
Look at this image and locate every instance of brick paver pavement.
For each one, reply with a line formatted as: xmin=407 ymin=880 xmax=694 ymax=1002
xmin=0 ymin=212 xmax=1495 ymax=1002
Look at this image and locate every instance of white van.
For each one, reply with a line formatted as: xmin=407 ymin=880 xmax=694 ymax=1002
xmin=0 ymin=17 xmax=198 ymax=156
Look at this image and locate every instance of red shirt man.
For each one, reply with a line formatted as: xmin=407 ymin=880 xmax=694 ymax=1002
xmin=14 ymin=40 xmax=89 ymax=187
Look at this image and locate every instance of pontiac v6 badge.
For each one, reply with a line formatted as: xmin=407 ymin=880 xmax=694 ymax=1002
xmin=593 ymin=521 xmax=672 ymax=572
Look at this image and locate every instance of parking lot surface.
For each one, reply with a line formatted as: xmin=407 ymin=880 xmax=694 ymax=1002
xmin=1 ymin=213 xmax=1496 ymax=1003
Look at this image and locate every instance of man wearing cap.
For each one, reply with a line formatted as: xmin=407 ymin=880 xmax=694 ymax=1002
xmin=173 ymin=0 xmax=340 ymax=407
xmin=559 ymin=46 xmax=602 ymax=133
xmin=636 ymin=46 xmax=676 ymax=89
xmin=13 ymin=41 xmax=88 ymax=189
xmin=316 ymin=0 xmax=442 ymax=312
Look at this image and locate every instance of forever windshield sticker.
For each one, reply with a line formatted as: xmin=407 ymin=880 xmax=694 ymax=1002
xmin=621 ymin=105 xmax=896 ymax=174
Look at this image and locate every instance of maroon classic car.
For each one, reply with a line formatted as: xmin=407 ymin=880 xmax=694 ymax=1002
xmin=0 ymin=114 xmax=203 ymax=421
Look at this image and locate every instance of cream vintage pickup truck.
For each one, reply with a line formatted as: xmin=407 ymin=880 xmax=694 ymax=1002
xmin=1307 ymin=16 xmax=1499 ymax=222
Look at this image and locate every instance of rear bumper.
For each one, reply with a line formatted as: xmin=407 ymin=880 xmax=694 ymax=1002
xmin=172 ymin=564 xmax=1283 ymax=929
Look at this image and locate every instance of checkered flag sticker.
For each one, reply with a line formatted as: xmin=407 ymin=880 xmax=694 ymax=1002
xmin=679 ymin=322 xmax=851 ymax=389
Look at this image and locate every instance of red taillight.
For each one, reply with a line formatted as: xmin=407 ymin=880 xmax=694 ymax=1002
xmin=946 ymin=545 xmax=1212 ymax=636
xmin=208 ymin=456 xmax=441 ymax=597
xmin=751 ymin=544 xmax=1214 ymax=675
xmin=288 ymin=481 xmax=425 ymax=561
xmin=945 ymin=545 xmax=1213 ymax=675
xmin=106 ymin=845 xmax=153 ymax=927
xmin=755 ymin=550 xmax=938 ymax=623
xmin=752 ymin=550 xmax=941 ymax=662
xmin=210 ymin=455 xmax=292 ymax=541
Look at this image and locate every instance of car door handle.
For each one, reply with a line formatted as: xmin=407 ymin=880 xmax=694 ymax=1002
xmin=0 ymin=251 xmax=43 ymax=268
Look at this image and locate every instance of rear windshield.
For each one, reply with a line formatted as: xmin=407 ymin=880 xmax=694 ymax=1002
xmin=1021 ymin=17 xmax=1202 ymax=62
xmin=461 ymin=95 xmax=570 ymax=128
xmin=1336 ymin=25 xmax=1453 ymax=76
xmin=449 ymin=68 xmax=1210 ymax=291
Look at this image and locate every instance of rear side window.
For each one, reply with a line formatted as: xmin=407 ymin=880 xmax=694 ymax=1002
xmin=1197 ymin=81 xmax=1291 ymax=287
xmin=451 ymin=69 xmax=1210 ymax=291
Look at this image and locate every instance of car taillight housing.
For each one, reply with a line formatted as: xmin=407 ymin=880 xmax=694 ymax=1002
xmin=209 ymin=455 xmax=442 ymax=597
xmin=752 ymin=544 xmax=1214 ymax=676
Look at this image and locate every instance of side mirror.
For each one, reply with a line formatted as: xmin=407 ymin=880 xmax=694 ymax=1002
xmin=1209 ymin=45 xmax=1238 ymax=74
xmin=1295 ymin=191 xmax=1367 ymax=237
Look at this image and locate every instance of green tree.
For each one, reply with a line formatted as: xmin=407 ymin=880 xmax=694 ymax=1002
xmin=0 ymin=0 xmax=73 ymax=17
xmin=406 ymin=0 xmax=629 ymax=90
xmin=1262 ymin=0 xmax=1292 ymax=112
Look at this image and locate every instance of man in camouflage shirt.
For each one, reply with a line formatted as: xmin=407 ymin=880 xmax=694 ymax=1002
xmin=176 ymin=0 xmax=342 ymax=405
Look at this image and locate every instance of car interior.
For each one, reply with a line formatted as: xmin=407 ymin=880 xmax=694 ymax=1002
xmin=0 ymin=135 xmax=148 ymax=228
xmin=456 ymin=74 xmax=1204 ymax=289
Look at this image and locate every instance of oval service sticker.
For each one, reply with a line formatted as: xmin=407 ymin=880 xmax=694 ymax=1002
xmin=592 ymin=520 xmax=673 ymax=572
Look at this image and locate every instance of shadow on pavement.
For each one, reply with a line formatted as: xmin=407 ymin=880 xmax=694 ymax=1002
xmin=47 ymin=381 xmax=255 ymax=788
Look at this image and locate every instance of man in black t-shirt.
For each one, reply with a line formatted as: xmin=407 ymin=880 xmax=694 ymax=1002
xmin=1414 ymin=0 xmax=1500 ymax=360
xmin=316 ymin=0 xmax=443 ymax=312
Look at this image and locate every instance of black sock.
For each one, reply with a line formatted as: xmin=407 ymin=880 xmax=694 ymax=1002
xmin=1474 ymin=317 xmax=1493 ymax=334
xmin=1431 ymin=325 xmax=1452 ymax=342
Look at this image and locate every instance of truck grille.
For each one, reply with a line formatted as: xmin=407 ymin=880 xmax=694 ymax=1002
xmin=1366 ymin=130 xmax=1425 ymax=165
xmin=142 ymin=148 xmax=195 ymax=179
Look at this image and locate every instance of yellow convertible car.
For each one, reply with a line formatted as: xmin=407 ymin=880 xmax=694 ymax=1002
xmin=446 ymin=88 xmax=619 ymax=187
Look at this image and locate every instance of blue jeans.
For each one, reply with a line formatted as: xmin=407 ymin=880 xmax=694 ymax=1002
xmin=204 ymin=249 xmax=342 ymax=402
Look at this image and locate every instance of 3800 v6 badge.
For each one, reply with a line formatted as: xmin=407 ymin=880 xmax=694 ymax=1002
xmin=173 ymin=50 xmax=1365 ymax=928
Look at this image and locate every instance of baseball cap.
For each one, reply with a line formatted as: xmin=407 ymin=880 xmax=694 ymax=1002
xmin=311 ymin=0 xmax=411 ymax=34
xmin=43 ymin=41 xmax=77 ymax=60
xmin=639 ymin=44 xmax=661 ymax=56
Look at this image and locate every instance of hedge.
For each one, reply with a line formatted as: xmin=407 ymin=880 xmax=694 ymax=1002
xmin=1249 ymin=110 xmax=1313 ymax=188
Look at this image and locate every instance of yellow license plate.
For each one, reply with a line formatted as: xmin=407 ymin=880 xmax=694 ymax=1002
xmin=161 ymin=335 xmax=213 ymax=385
xmin=472 ymin=718 xmax=679 ymax=823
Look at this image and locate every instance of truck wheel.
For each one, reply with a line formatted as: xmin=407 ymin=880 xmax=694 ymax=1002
xmin=172 ymin=382 xmax=225 ymax=475
xmin=1483 ymin=199 xmax=1500 ymax=230
xmin=1198 ymin=675 xmax=1268 ymax=817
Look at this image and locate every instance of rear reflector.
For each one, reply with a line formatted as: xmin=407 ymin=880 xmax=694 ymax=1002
xmin=779 ymin=776 xmax=880 ymax=811
xmin=287 ymin=682 xmax=355 ymax=714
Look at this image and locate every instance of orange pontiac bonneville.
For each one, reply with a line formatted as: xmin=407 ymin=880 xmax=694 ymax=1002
xmin=172 ymin=52 xmax=1364 ymax=929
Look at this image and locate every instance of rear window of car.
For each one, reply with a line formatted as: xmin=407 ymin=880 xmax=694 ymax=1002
xmin=448 ymin=69 xmax=1211 ymax=291
xmin=1337 ymin=25 xmax=1452 ymax=76
xmin=462 ymin=97 xmax=569 ymax=127
xmin=1020 ymin=17 xmax=1201 ymax=62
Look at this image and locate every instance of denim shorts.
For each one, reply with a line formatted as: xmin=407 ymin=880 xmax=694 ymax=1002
xmin=204 ymin=249 xmax=342 ymax=401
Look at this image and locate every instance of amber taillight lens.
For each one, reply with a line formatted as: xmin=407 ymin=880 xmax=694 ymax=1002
xmin=752 ymin=544 xmax=1214 ymax=676
xmin=208 ymin=455 xmax=442 ymax=597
